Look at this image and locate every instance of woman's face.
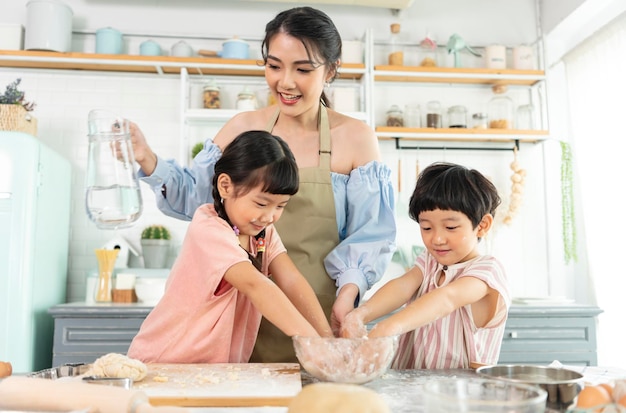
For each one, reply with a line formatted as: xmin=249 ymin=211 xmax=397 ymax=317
xmin=264 ymin=32 xmax=329 ymax=116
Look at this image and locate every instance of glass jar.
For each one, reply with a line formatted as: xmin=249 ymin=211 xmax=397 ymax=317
xmin=388 ymin=23 xmax=404 ymax=66
xmin=236 ymin=87 xmax=258 ymax=111
xmin=471 ymin=112 xmax=489 ymax=129
xmin=386 ymin=105 xmax=404 ymax=127
xmin=203 ymin=79 xmax=220 ymax=109
xmin=404 ymin=104 xmax=421 ymax=128
xmin=418 ymin=31 xmax=438 ymax=67
xmin=426 ymin=101 xmax=442 ymax=128
xmin=488 ymin=85 xmax=514 ymax=129
xmin=447 ymin=105 xmax=468 ymax=128
xmin=516 ymin=103 xmax=535 ymax=130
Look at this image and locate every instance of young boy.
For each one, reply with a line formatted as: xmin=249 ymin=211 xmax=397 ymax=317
xmin=342 ymin=162 xmax=510 ymax=369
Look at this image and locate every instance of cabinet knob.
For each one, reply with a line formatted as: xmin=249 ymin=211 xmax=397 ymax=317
xmin=509 ymin=331 xmax=518 ymax=339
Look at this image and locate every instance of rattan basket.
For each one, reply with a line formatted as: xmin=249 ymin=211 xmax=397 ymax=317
xmin=0 ymin=104 xmax=37 ymax=135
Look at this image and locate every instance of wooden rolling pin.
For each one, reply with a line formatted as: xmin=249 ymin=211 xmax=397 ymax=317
xmin=0 ymin=376 xmax=189 ymax=413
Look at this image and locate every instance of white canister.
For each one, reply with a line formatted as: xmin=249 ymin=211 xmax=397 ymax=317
xmin=513 ymin=45 xmax=535 ymax=70
xmin=25 ymin=0 xmax=73 ymax=52
xmin=485 ymin=44 xmax=506 ymax=69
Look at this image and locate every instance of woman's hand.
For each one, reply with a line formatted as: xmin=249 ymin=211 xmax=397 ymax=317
xmin=340 ymin=307 xmax=368 ymax=338
xmin=129 ymin=122 xmax=158 ymax=175
xmin=330 ymin=284 xmax=359 ymax=336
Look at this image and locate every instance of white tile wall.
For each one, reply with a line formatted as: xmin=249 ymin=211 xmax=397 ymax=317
xmin=0 ymin=69 xmax=190 ymax=302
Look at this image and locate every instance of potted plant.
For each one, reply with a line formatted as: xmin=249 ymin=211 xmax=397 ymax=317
xmin=140 ymin=225 xmax=171 ymax=269
xmin=0 ymin=78 xmax=37 ymax=135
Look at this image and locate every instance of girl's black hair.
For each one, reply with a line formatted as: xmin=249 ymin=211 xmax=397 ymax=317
xmin=408 ymin=162 xmax=501 ymax=228
xmin=212 ymin=130 xmax=299 ymax=270
xmin=261 ymin=6 xmax=342 ymax=107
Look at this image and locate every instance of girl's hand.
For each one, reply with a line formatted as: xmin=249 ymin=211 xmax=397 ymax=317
xmin=330 ymin=284 xmax=359 ymax=336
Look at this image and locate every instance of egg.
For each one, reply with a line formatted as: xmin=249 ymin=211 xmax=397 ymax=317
xmin=598 ymin=383 xmax=613 ymax=400
xmin=576 ymin=385 xmax=612 ymax=409
xmin=0 ymin=361 xmax=12 ymax=378
xmin=618 ymin=395 xmax=626 ymax=408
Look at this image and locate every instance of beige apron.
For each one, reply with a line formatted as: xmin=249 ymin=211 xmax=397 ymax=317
xmin=250 ymin=105 xmax=339 ymax=363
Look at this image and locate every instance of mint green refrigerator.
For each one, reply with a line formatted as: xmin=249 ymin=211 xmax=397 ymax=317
xmin=0 ymin=131 xmax=71 ymax=373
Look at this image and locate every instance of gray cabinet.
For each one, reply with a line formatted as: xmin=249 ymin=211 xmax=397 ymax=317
xmin=499 ymin=305 xmax=603 ymax=366
xmin=48 ymin=303 xmax=152 ymax=366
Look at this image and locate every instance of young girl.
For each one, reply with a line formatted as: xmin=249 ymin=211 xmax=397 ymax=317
xmin=128 ymin=131 xmax=333 ymax=363
xmin=342 ymin=162 xmax=511 ymax=369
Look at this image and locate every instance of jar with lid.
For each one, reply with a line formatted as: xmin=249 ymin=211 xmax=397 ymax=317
xmin=386 ymin=105 xmax=404 ymax=127
xmin=203 ymin=79 xmax=220 ymax=109
xmin=426 ymin=101 xmax=442 ymax=128
xmin=237 ymin=87 xmax=258 ymax=111
xmin=516 ymin=103 xmax=535 ymax=130
xmin=471 ymin=112 xmax=488 ymax=129
xmin=487 ymin=85 xmax=514 ymax=129
xmin=447 ymin=105 xmax=468 ymax=128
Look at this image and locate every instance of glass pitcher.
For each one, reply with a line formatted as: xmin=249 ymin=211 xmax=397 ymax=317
xmin=85 ymin=109 xmax=142 ymax=229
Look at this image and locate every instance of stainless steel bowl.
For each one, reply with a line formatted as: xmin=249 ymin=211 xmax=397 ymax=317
xmin=476 ymin=364 xmax=583 ymax=412
xmin=293 ymin=335 xmax=399 ymax=384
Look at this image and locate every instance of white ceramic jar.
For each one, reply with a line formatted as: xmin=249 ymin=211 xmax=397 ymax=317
xmin=25 ymin=0 xmax=73 ymax=52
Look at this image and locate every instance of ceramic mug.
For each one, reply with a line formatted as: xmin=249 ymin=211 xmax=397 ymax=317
xmin=139 ymin=39 xmax=161 ymax=56
xmin=95 ymin=27 xmax=122 ymax=54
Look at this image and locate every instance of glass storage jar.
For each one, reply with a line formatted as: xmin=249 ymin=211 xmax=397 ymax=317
xmin=471 ymin=112 xmax=489 ymax=129
xmin=488 ymin=85 xmax=514 ymax=129
xmin=386 ymin=105 xmax=404 ymax=127
xmin=203 ymin=79 xmax=221 ymax=109
xmin=236 ymin=87 xmax=258 ymax=111
xmin=388 ymin=23 xmax=404 ymax=66
xmin=516 ymin=103 xmax=535 ymax=130
xmin=447 ymin=105 xmax=468 ymax=128
xmin=426 ymin=100 xmax=442 ymax=128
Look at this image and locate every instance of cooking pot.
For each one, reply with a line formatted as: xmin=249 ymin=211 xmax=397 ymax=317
xmin=25 ymin=0 xmax=73 ymax=52
xmin=95 ymin=27 xmax=122 ymax=54
xmin=476 ymin=364 xmax=583 ymax=412
xmin=218 ymin=37 xmax=249 ymax=59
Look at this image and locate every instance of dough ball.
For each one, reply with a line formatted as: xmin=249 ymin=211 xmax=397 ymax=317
xmin=87 ymin=353 xmax=147 ymax=382
xmin=288 ymin=382 xmax=390 ymax=413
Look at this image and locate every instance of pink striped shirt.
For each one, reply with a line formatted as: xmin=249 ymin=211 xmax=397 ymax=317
xmin=392 ymin=252 xmax=510 ymax=369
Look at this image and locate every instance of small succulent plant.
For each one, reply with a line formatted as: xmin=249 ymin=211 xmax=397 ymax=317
xmin=0 ymin=78 xmax=35 ymax=111
xmin=141 ymin=225 xmax=171 ymax=240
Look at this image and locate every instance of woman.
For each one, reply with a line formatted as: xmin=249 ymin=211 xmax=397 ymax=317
xmin=132 ymin=6 xmax=396 ymax=362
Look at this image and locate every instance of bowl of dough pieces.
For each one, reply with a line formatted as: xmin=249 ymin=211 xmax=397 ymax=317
xmin=293 ymin=335 xmax=399 ymax=384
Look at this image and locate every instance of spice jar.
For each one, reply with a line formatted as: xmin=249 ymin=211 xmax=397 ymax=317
xmin=488 ymin=85 xmax=514 ymax=129
xmin=386 ymin=105 xmax=404 ymax=127
xmin=447 ymin=105 xmax=468 ymax=128
xmin=203 ymin=79 xmax=220 ymax=109
xmin=471 ymin=112 xmax=488 ymax=129
xmin=426 ymin=101 xmax=442 ymax=128
xmin=388 ymin=23 xmax=404 ymax=66
xmin=236 ymin=87 xmax=257 ymax=111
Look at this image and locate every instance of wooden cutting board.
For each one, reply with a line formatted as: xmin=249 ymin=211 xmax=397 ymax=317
xmin=134 ymin=363 xmax=301 ymax=407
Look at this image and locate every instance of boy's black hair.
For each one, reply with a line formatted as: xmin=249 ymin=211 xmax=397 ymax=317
xmin=408 ymin=162 xmax=501 ymax=228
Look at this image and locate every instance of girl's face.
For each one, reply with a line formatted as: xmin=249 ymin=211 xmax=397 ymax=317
xmin=418 ymin=209 xmax=490 ymax=267
xmin=264 ymin=32 xmax=330 ymax=116
xmin=222 ymin=182 xmax=290 ymax=237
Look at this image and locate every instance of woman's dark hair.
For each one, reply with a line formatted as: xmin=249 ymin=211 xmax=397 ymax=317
xmin=408 ymin=162 xmax=501 ymax=229
xmin=212 ymin=130 xmax=298 ymax=270
xmin=261 ymin=6 xmax=342 ymax=107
